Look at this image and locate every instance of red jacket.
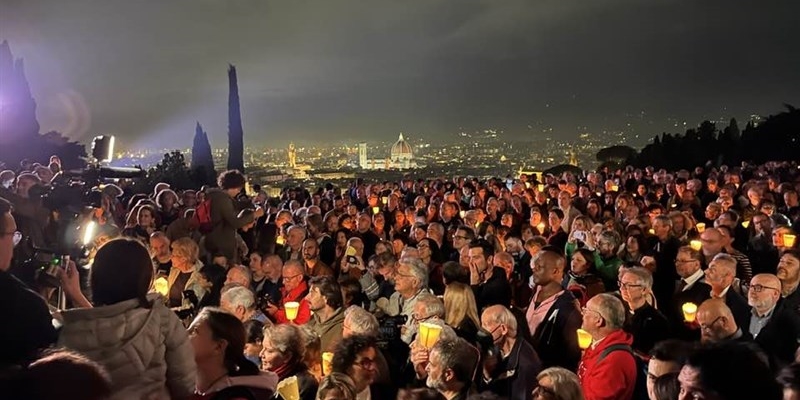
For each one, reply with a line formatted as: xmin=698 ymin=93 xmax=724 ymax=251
xmin=275 ymin=280 xmax=311 ymax=325
xmin=577 ymin=329 xmax=636 ymax=400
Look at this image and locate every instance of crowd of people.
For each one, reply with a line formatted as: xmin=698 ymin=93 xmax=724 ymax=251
xmin=2 ymin=156 xmax=800 ymax=400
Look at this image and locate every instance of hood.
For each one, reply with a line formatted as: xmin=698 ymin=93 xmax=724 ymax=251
xmin=206 ymin=371 xmax=279 ymax=394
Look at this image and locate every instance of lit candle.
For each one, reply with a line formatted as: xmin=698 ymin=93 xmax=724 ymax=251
xmin=276 ymin=235 xmax=285 ymax=245
xmin=689 ymin=240 xmax=702 ymax=251
xmin=537 ymin=222 xmax=546 ymax=233
xmin=284 ymin=302 xmax=300 ymax=322
xmin=784 ymin=234 xmax=797 ymax=248
xmin=611 ymin=184 xmax=619 ymax=192
xmin=459 ymin=210 xmax=466 ymax=219
xmin=418 ymin=322 xmax=443 ymax=349
xmin=381 ymin=196 xmax=389 ymax=205
xmin=276 ymin=376 xmax=300 ymax=400
xmin=372 ymin=206 xmax=380 ymax=214
xmin=741 ymin=220 xmax=750 ymax=229
xmin=577 ymin=329 xmax=592 ymax=350
xmin=537 ymin=184 xmax=545 ymax=192
xmin=682 ymin=302 xmax=698 ymax=322
xmin=321 ymin=352 xmax=334 ymax=376
xmin=153 ymin=276 xmax=169 ymax=297
xmin=648 ymin=228 xmax=655 ymax=235
xmin=695 ymin=223 xmax=705 ymax=233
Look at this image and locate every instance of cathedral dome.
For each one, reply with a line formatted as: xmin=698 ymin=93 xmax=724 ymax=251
xmin=390 ymin=133 xmax=413 ymax=160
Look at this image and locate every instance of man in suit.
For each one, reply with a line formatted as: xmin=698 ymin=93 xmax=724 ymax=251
xmin=745 ymin=273 xmax=800 ymax=369
xmin=670 ymin=245 xmax=711 ymax=340
xmin=705 ymin=253 xmax=750 ymax=329
xmin=204 ymin=170 xmax=263 ymax=260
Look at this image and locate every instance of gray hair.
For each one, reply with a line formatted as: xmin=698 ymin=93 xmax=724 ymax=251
xmin=482 ymin=305 xmax=518 ymax=337
xmin=622 ymin=267 xmax=653 ymax=290
xmin=594 ymin=293 xmax=626 ymax=330
xmin=416 ymin=293 xmax=445 ymax=319
xmin=263 ymin=324 xmax=305 ymax=360
xmin=399 ymin=257 xmax=429 ymax=289
xmin=284 ymin=259 xmax=306 ymax=275
xmin=344 ymin=306 xmax=379 ymax=337
xmin=536 ymin=367 xmax=585 ymax=400
xmin=711 ymin=253 xmax=737 ymax=276
xmin=229 ymin=264 xmax=251 ymax=280
xmin=431 ymin=337 xmax=479 ymax=385
xmin=220 ymin=285 xmax=256 ymax=311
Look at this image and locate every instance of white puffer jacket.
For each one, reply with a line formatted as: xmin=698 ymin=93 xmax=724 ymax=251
xmin=58 ymin=294 xmax=196 ymax=400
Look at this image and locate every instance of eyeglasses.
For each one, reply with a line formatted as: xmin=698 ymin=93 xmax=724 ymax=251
xmin=453 ymin=235 xmax=469 ymax=240
xmin=1 ymin=231 xmax=22 ymax=247
xmin=749 ymin=284 xmax=780 ymax=293
xmin=353 ymin=357 xmax=376 ymax=370
xmin=699 ymin=316 xmax=723 ymax=331
xmin=581 ymin=307 xmax=606 ymax=321
xmin=618 ymin=281 xmax=644 ymax=290
xmin=282 ymin=274 xmax=302 ymax=281
xmin=412 ymin=313 xmax=434 ymax=323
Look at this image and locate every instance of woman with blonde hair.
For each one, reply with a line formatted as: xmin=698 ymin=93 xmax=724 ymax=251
xmin=443 ymin=282 xmax=481 ymax=344
xmin=167 ymin=237 xmax=207 ymax=311
xmin=533 ymin=367 xmax=584 ymax=400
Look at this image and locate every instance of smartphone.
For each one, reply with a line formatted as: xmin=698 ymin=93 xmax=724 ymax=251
xmin=572 ymin=231 xmax=586 ymax=242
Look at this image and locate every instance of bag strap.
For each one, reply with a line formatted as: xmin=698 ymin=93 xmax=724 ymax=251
xmin=598 ymin=343 xmax=634 ymax=362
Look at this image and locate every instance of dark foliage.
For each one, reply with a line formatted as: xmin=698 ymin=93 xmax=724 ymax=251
xmin=227 ymin=64 xmax=245 ymax=173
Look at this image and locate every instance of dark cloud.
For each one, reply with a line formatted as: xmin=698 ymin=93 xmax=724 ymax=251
xmin=1 ymin=0 xmax=798 ymax=148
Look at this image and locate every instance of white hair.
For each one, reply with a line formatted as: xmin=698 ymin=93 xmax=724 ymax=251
xmin=221 ymin=285 xmax=256 ymax=311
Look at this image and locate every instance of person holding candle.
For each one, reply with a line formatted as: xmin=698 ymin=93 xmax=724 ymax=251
xmin=268 ymin=260 xmax=311 ymax=325
xmin=260 ymin=324 xmax=318 ymax=400
xmin=670 ymin=246 xmax=711 ymax=341
xmin=577 ymin=293 xmax=637 ymax=400
xmin=694 ymin=299 xmax=751 ymax=345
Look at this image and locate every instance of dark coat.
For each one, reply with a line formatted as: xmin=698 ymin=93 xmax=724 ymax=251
xmin=0 ymin=270 xmax=57 ymax=366
xmin=530 ymin=290 xmax=583 ymax=372
xmin=723 ymin=289 xmax=751 ymax=331
xmin=472 ymin=267 xmax=512 ymax=311
xmin=624 ymin=302 xmax=670 ymax=356
xmin=669 ymin=275 xmax=711 ymax=341
xmin=481 ymin=338 xmax=543 ymax=400
xmin=747 ymin=301 xmax=800 ymax=369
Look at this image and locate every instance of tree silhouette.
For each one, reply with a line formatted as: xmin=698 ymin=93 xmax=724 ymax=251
xmin=596 ymin=145 xmax=637 ymax=170
xmin=133 ymin=151 xmax=197 ymax=194
xmin=227 ymin=64 xmax=245 ymax=172
xmin=191 ymin=122 xmax=216 ymax=186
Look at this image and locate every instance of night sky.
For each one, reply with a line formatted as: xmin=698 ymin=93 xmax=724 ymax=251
xmin=2 ymin=0 xmax=799 ymax=149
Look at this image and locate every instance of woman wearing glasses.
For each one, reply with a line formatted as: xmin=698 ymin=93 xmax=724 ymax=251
xmin=331 ymin=334 xmax=396 ymax=400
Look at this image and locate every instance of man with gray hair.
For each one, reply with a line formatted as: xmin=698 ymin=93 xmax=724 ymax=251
xmin=383 ymin=257 xmax=428 ymax=344
xmin=619 ymin=267 xmax=669 ymax=355
xmin=425 ymin=337 xmax=480 ymax=400
xmin=705 ymin=253 xmax=749 ymax=329
xmin=220 ymin=285 xmax=270 ymax=324
xmin=577 ymin=293 xmax=638 ymax=400
xmin=480 ymin=305 xmax=541 ymax=400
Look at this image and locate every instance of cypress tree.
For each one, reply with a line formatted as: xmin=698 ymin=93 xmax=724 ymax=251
xmin=191 ymin=122 xmax=216 ymax=185
xmin=226 ymin=64 xmax=245 ymax=172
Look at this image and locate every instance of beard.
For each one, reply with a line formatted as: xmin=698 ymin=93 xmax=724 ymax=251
xmin=426 ymin=374 xmax=445 ymax=391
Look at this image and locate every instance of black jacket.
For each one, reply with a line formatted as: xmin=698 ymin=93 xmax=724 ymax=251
xmin=481 ymin=338 xmax=543 ymax=400
xmin=0 ymin=270 xmax=57 ymax=367
xmin=624 ymin=302 xmax=670 ymax=355
xmin=530 ymin=290 xmax=582 ymax=372
xmin=747 ymin=301 xmax=800 ymax=369
xmin=722 ymin=289 xmax=751 ymax=331
xmin=472 ymin=267 xmax=512 ymax=311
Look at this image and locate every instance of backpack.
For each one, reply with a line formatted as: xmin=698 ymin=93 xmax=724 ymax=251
xmin=598 ymin=343 xmax=649 ymax=400
xmin=193 ymin=198 xmax=213 ymax=234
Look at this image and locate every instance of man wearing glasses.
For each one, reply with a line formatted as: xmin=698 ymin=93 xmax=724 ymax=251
xmin=670 ymin=246 xmax=711 ymax=340
xmin=745 ymin=273 xmax=800 ymax=367
xmin=0 ymin=197 xmax=57 ymax=366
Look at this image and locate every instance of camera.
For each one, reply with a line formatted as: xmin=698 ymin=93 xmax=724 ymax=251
xmin=377 ymin=314 xmax=407 ymax=347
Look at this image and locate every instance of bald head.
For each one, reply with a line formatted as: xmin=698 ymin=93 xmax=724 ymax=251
xmin=696 ymin=298 xmax=737 ymax=343
xmin=539 ymin=250 xmax=566 ymax=274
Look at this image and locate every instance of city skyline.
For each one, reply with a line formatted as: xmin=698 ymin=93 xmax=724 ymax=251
xmin=2 ymin=0 xmax=799 ymax=150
